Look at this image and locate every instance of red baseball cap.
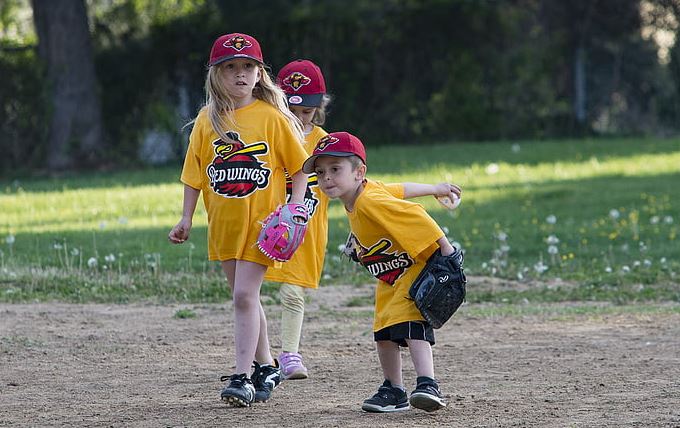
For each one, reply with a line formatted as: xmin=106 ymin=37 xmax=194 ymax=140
xmin=208 ymin=33 xmax=263 ymax=67
xmin=276 ymin=59 xmax=326 ymax=107
xmin=302 ymin=132 xmax=366 ymax=173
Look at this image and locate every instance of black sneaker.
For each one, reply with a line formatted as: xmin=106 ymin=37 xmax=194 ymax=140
xmin=251 ymin=360 xmax=282 ymax=402
xmin=220 ymin=373 xmax=255 ymax=407
xmin=409 ymin=376 xmax=446 ymax=412
xmin=361 ymin=380 xmax=410 ymax=413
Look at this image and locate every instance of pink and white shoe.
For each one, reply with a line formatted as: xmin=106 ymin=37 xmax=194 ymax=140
xmin=279 ymin=352 xmax=309 ymax=380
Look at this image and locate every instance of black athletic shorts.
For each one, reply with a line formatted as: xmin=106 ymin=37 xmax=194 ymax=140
xmin=373 ymin=321 xmax=435 ymax=347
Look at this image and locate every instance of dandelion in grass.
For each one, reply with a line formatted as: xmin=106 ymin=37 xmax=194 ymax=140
xmin=664 ymin=215 xmax=674 ymax=224
xmin=546 ymin=235 xmax=559 ymax=245
xmin=104 ymin=254 xmax=116 ymax=264
xmin=609 ymin=209 xmax=620 ymax=220
xmin=5 ymin=235 xmax=15 ymax=245
xmin=495 ymin=231 xmax=508 ymax=241
xmin=650 ymin=216 xmax=660 ymax=225
xmin=548 ymin=245 xmax=558 ymax=255
xmin=87 ymin=257 xmax=98 ymax=268
xmin=322 ymin=273 xmax=332 ymax=280
xmin=546 ymin=215 xmax=557 ymax=224
xmin=441 ymin=226 xmax=449 ymax=235
xmin=511 ymin=143 xmax=521 ymax=153
xmin=660 ymin=257 xmax=667 ymax=264
xmin=533 ymin=260 xmax=548 ymax=274
xmin=605 ymin=266 xmax=613 ymax=273
xmin=70 ymin=248 xmax=79 ymax=256
xmin=639 ymin=241 xmax=648 ymax=252
xmin=337 ymin=244 xmax=346 ymax=252
xmin=633 ymin=260 xmax=641 ymax=268
xmin=621 ymin=265 xmax=630 ymax=273
xmin=644 ymin=259 xmax=652 ymax=268
xmin=485 ymin=163 xmax=499 ymax=175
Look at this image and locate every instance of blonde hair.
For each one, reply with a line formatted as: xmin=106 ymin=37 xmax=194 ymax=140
xmin=312 ymin=94 xmax=333 ymax=126
xmin=204 ymin=62 xmax=305 ymax=143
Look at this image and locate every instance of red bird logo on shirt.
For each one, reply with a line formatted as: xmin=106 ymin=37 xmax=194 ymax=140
xmin=207 ymin=131 xmax=271 ymax=198
xmin=344 ymin=235 xmax=414 ymax=285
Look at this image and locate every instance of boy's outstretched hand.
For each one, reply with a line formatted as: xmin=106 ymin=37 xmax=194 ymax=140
xmin=433 ymin=183 xmax=462 ymax=210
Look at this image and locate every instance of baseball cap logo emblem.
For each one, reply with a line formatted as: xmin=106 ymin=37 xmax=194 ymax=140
xmin=224 ymin=36 xmax=251 ymax=51
xmin=315 ymin=135 xmax=339 ymax=151
xmin=283 ymin=72 xmax=312 ymax=91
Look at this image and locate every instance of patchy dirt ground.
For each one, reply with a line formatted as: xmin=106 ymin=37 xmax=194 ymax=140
xmin=1 ymin=282 xmax=679 ymax=427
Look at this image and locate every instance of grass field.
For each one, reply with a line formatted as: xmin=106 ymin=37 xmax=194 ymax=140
xmin=1 ymin=137 xmax=679 ymax=303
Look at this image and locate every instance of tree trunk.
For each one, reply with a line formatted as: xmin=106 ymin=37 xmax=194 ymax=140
xmin=31 ymin=0 xmax=104 ymax=170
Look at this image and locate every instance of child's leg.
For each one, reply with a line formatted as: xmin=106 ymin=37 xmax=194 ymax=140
xmin=376 ymin=340 xmax=403 ymax=386
xmin=361 ymin=340 xmax=409 ymax=413
xmin=222 ymin=260 xmax=275 ymax=367
xmin=280 ymin=283 xmax=305 ymax=353
xmin=279 ymin=283 xmax=309 ymax=379
xmin=231 ymin=260 xmax=268 ymax=374
xmin=405 ymin=339 xmax=435 ymax=379
xmin=406 ymin=338 xmax=445 ymax=412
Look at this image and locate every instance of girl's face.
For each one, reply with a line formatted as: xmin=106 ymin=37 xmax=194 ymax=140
xmin=289 ymin=105 xmax=317 ymax=131
xmin=219 ymin=58 xmax=261 ymax=107
xmin=314 ymin=156 xmax=365 ymax=205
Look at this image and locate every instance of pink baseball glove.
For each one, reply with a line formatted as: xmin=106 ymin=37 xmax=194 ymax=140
xmin=257 ymin=203 xmax=309 ymax=261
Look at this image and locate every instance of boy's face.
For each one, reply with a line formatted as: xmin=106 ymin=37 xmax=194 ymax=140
xmin=313 ymin=156 xmax=365 ymax=201
xmin=219 ymin=58 xmax=261 ymax=103
xmin=289 ymin=105 xmax=317 ymax=128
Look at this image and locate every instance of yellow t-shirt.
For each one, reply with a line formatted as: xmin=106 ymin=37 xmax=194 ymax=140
xmin=346 ymin=179 xmax=444 ymax=331
xmin=264 ymin=126 xmax=329 ymax=288
xmin=180 ymin=100 xmax=308 ymax=265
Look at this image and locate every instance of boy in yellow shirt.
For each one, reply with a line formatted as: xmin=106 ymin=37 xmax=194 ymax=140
xmin=302 ymin=132 xmax=461 ymax=413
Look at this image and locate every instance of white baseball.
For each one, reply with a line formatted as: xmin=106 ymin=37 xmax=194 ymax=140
xmin=437 ymin=195 xmax=461 ymax=210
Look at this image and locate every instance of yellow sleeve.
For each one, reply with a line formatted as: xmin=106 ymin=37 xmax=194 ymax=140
xmin=358 ymin=190 xmax=443 ymax=259
xmin=381 ymin=182 xmax=405 ymax=199
xmin=180 ymin=112 xmax=206 ymax=190
xmin=272 ymin=116 xmax=308 ymax=175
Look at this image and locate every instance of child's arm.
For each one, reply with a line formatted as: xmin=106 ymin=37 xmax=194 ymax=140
xmin=437 ymin=235 xmax=455 ymax=256
xmin=402 ymin=182 xmax=462 ymax=200
xmin=168 ymin=184 xmax=200 ymax=244
xmin=289 ymin=170 xmax=309 ymax=205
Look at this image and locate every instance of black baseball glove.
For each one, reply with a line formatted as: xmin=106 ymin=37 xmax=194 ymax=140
xmin=408 ymin=246 xmax=466 ymax=329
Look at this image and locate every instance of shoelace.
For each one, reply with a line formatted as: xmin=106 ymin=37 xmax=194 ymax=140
xmin=220 ymin=374 xmax=247 ymax=387
xmin=375 ymin=385 xmax=396 ymax=399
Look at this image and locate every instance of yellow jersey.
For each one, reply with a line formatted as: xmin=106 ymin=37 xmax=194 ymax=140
xmin=180 ymin=101 xmax=308 ymax=265
xmin=345 ymin=179 xmax=444 ymax=331
xmin=264 ymin=125 xmax=328 ymax=287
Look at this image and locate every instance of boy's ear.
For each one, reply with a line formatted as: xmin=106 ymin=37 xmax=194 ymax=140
xmin=355 ymin=163 xmax=367 ymax=181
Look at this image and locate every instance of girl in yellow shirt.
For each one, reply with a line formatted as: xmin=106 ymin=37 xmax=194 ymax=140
xmin=168 ymin=33 xmax=309 ymax=408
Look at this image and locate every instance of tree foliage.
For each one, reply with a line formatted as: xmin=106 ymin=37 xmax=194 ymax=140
xmin=0 ymin=0 xmax=679 ymax=173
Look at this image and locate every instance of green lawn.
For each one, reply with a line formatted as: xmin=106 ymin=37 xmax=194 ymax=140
xmin=1 ymin=137 xmax=679 ymax=303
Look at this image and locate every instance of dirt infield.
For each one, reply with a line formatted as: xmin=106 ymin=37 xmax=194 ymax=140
xmin=1 ymin=283 xmax=679 ymax=427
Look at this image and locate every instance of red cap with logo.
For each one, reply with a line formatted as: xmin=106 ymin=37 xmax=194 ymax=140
xmin=276 ymin=59 xmax=326 ymax=107
xmin=208 ymin=33 xmax=263 ymax=67
xmin=302 ymin=132 xmax=366 ymax=173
